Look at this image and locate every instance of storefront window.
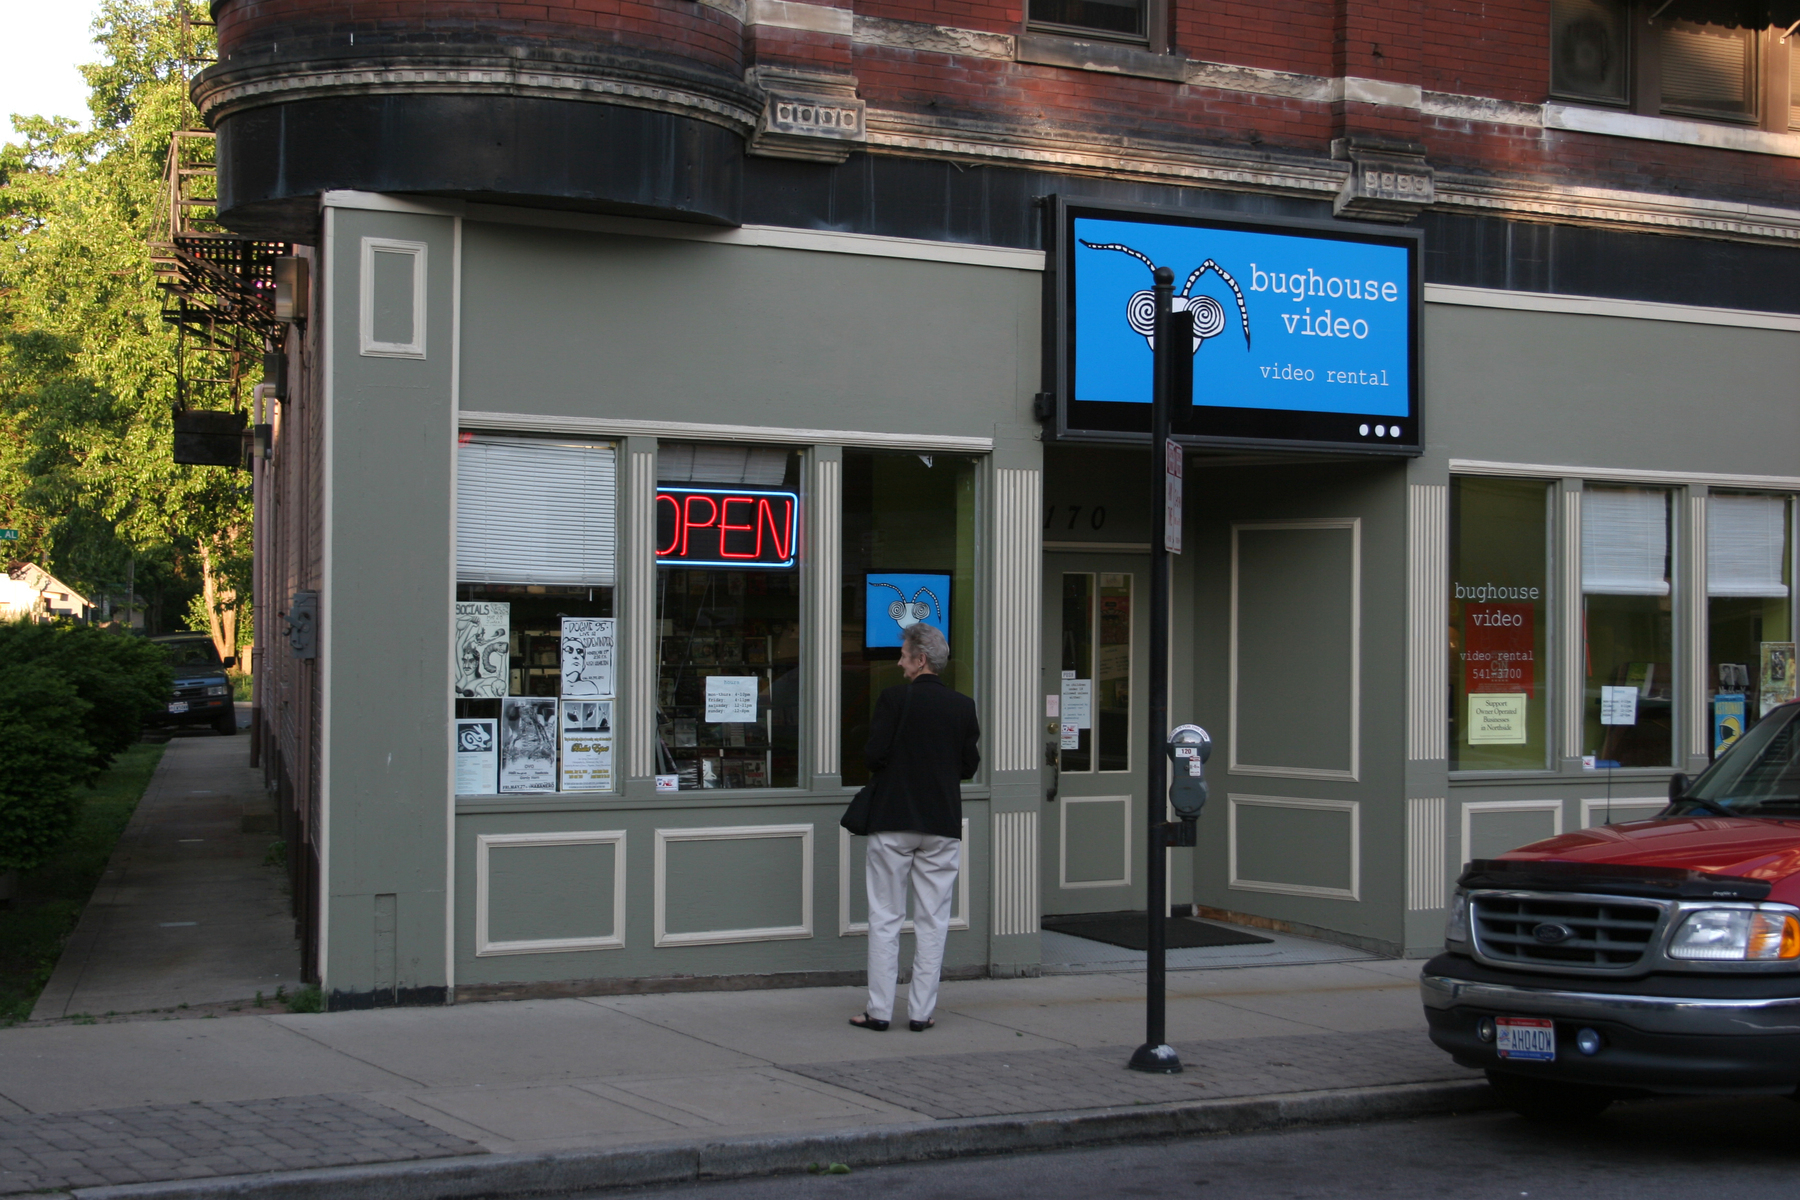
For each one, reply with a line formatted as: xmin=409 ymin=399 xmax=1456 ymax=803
xmin=840 ymin=451 xmax=979 ymax=786
xmin=654 ymin=445 xmax=802 ymax=790
xmin=1707 ymin=493 xmax=1794 ymax=758
xmin=1582 ymin=486 xmax=1674 ymax=768
xmin=453 ymin=434 xmax=617 ymax=795
xmin=1449 ymin=477 xmax=1551 ymax=771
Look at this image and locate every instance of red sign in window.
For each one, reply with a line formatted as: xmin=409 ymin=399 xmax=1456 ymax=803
xmin=1463 ymin=602 xmax=1535 ymax=697
xmin=656 ymin=487 xmax=798 ymax=569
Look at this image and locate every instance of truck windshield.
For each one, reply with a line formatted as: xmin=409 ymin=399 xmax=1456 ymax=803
xmin=1687 ymin=706 xmax=1800 ymax=814
xmin=160 ymin=642 xmax=222 ymax=669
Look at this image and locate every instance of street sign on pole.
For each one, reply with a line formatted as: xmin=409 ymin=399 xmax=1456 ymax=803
xmin=1163 ymin=439 xmax=1182 ymax=554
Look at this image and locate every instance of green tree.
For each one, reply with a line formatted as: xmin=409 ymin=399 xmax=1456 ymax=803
xmin=0 ymin=1 xmax=249 ymax=649
xmin=0 ymin=621 xmax=171 ymax=779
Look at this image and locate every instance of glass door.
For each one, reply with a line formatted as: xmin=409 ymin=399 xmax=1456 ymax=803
xmin=1041 ymin=552 xmax=1148 ymax=916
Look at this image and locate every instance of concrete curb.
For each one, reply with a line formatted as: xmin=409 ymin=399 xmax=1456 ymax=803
xmin=66 ymin=1078 xmax=1493 ymax=1200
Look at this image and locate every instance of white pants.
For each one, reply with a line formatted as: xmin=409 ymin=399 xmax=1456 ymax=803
xmin=865 ymin=831 xmax=961 ymax=1023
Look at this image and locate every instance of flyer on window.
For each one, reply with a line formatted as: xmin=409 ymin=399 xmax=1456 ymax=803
xmin=1713 ymin=693 xmax=1747 ymax=755
xmin=454 ymin=719 xmax=498 ymax=794
xmin=1761 ymin=642 xmax=1796 ymax=716
xmin=454 ymin=602 xmax=510 ymax=698
xmin=499 ymin=697 xmax=558 ymax=792
xmin=560 ymin=617 xmax=616 ymax=698
xmin=560 ymin=700 xmax=614 ymax=792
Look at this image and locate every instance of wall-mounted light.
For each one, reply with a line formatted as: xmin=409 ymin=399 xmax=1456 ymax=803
xmin=274 ymin=257 xmax=309 ymax=322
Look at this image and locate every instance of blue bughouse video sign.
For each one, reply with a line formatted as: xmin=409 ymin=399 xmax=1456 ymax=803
xmin=1053 ymin=199 xmax=1421 ymax=452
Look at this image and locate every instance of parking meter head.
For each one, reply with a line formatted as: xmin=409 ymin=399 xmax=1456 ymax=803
xmin=1168 ymin=724 xmax=1211 ymax=762
xmin=1166 ymin=724 xmax=1210 ymax=819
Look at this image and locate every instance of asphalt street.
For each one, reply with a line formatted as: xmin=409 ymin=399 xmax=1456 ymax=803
xmin=611 ymin=1095 xmax=1800 ymax=1200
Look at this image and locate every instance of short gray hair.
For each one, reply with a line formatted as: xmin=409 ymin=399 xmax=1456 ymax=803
xmin=902 ymin=623 xmax=950 ymax=673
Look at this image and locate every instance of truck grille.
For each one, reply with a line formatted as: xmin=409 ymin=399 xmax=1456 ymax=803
xmin=1472 ymin=893 xmax=1664 ymax=969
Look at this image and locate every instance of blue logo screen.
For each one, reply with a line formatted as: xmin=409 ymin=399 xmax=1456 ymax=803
xmin=1073 ymin=216 xmax=1411 ymax=418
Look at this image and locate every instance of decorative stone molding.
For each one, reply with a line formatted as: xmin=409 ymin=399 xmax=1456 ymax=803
xmin=192 ymin=51 xmax=763 ymax=136
xmin=746 ymin=68 xmax=866 ymax=163
xmin=1331 ymin=138 xmax=1436 ymax=223
xmin=853 ymin=14 xmax=1014 ymax=59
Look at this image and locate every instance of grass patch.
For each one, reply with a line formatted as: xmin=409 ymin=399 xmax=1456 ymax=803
xmin=0 ymin=742 xmax=165 ymax=1026
xmin=230 ymin=672 xmax=252 ymax=703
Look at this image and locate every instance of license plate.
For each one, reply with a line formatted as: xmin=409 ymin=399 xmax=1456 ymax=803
xmin=167 ymin=701 xmax=188 ymax=713
xmin=1495 ymin=1016 xmax=1556 ymax=1061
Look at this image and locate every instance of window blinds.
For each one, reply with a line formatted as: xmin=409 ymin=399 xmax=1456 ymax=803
xmin=1582 ymin=488 xmax=1669 ymax=596
xmin=457 ymin=436 xmax=617 ymax=586
xmin=1708 ymin=495 xmax=1789 ymax=598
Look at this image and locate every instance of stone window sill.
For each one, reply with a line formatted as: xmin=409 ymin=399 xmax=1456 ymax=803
xmin=1545 ymin=103 xmax=1800 ymax=159
xmin=1016 ymin=33 xmax=1185 ymax=83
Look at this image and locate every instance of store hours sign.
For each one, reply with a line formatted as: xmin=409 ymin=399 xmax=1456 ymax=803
xmin=1050 ymin=198 xmax=1421 ymax=453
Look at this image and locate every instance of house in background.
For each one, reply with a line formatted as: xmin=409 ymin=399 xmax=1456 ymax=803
xmin=2 ymin=564 xmax=93 ymax=623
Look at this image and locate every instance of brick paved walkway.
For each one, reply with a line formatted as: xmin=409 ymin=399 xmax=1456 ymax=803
xmin=0 ymin=1093 xmax=480 ymax=1194
xmin=782 ymin=1029 xmax=1472 ymax=1120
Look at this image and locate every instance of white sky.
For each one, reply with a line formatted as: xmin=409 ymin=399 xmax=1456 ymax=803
xmin=0 ymin=1 xmax=105 ymax=132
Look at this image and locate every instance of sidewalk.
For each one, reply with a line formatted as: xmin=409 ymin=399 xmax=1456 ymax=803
xmin=0 ymin=956 xmax=1478 ymax=1197
xmin=30 ymin=729 xmax=299 ymax=1020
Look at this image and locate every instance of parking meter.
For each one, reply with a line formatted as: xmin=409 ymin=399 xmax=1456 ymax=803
xmin=1165 ymin=725 xmax=1210 ymax=847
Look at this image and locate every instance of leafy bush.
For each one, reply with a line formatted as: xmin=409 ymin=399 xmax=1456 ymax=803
xmin=0 ymin=662 xmax=95 ymax=874
xmin=0 ymin=620 xmax=171 ymax=780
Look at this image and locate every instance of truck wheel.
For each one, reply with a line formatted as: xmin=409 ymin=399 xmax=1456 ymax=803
xmin=215 ymin=710 xmax=239 ymax=736
xmin=1485 ymin=1070 xmax=1613 ymax=1121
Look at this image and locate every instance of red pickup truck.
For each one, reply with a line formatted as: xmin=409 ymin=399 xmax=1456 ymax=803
xmin=1422 ymin=702 xmax=1800 ymax=1119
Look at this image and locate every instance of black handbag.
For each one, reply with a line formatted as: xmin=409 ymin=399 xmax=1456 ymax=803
xmin=841 ymin=683 xmax=913 ymax=836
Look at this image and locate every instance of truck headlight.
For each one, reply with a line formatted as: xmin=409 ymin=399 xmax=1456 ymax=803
xmin=1444 ymin=892 xmax=1470 ymax=948
xmin=1669 ymin=909 xmax=1800 ymax=961
xmin=206 ymin=685 xmax=229 ymax=697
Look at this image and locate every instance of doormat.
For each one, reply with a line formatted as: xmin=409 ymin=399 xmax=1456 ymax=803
xmin=1041 ymin=912 xmax=1274 ymax=951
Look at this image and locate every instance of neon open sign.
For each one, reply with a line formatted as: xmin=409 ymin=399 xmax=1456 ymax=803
xmin=656 ymin=487 xmax=799 ymax=569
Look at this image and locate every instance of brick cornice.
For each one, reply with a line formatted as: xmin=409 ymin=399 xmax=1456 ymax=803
xmin=193 ymin=49 xmax=764 ymax=136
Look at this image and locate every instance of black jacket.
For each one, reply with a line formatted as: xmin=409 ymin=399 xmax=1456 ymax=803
xmin=864 ymin=673 xmax=980 ymax=839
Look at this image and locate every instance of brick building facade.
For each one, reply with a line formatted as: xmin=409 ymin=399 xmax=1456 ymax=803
xmin=209 ymin=0 xmax=1800 ymax=1005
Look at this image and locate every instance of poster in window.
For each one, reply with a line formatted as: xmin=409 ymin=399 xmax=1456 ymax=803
xmin=864 ymin=573 xmax=951 ymax=650
xmin=454 ymin=719 xmax=498 ymax=794
xmin=499 ymin=697 xmax=558 ymax=792
xmin=559 ymin=700 xmax=613 ymax=792
xmin=1714 ymin=693 xmax=1747 ymax=755
xmin=1462 ymin=603 xmax=1535 ymax=698
xmin=1761 ymin=642 xmax=1797 ymax=716
xmin=560 ymin=617 xmax=616 ymax=698
xmin=1467 ymin=694 xmax=1528 ymax=744
xmin=454 ymin=601 xmax=510 ymax=698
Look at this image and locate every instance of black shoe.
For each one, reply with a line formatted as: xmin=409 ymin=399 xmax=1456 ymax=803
xmin=909 ymin=1018 xmax=935 ymax=1032
xmin=849 ymin=1013 xmax=889 ymax=1032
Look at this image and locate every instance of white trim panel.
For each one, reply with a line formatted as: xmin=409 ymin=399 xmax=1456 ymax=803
xmin=358 ymin=237 xmax=428 ymax=358
xmin=811 ymin=457 xmax=842 ymax=778
xmin=1058 ymin=794 xmax=1132 ymax=890
xmin=474 ymin=831 xmax=627 ymax=956
xmin=1407 ymin=797 xmax=1446 ymax=911
xmin=992 ymin=809 xmax=1039 ymax=936
xmin=653 ymin=824 xmax=815 ymax=947
xmin=836 ymin=820 xmax=971 ymax=936
xmin=1689 ymin=493 xmax=1710 ymax=760
xmin=1426 ymin=284 xmax=1800 ymax=333
xmin=995 ymin=467 xmax=1043 ymax=773
xmin=460 ymin=410 xmax=991 ymax=455
xmin=627 ymin=450 xmax=657 ymax=779
xmin=1229 ymin=519 xmax=1361 ymax=781
xmin=322 ymin=191 xmax=1047 ymax=272
xmin=1561 ymin=489 xmax=1584 ymax=760
xmin=1228 ymin=794 xmax=1361 ymax=901
xmin=1408 ymin=484 xmax=1447 ymax=762
xmin=1455 ymin=459 xmax=1800 ymax=494
xmin=1460 ymin=799 xmax=1564 ymax=869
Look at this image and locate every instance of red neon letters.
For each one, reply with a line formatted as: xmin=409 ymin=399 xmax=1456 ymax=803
xmin=656 ymin=488 xmax=797 ymax=566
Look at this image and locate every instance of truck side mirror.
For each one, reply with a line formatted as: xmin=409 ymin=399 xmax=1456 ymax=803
xmin=1668 ymin=772 xmax=1689 ymax=804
